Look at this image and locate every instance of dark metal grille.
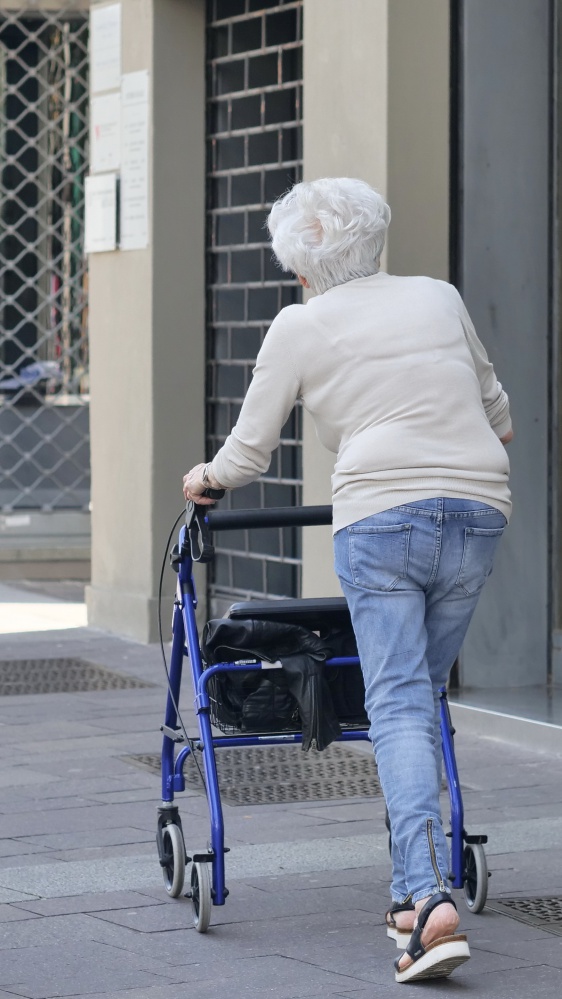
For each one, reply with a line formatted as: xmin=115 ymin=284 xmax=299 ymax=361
xmin=206 ymin=0 xmax=303 ymax=615
xmin=0 ymin=658 xmax=152 ymax=696
xmin=0 ymin=2 xmax=90 ymax=511
xmin=125 ymin=743 xmax=384 ymax=806
xmin=487 ymin=897 xmax=562 ymax=937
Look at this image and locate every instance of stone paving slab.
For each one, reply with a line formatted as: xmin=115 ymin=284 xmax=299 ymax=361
xmin=0 ymin=806 xmax=149 ymax=839
xmin=13 ymin=889 xmax=166 ymax=916
xmin=93 ymin=886 xmax=385 ymax=934
xmin=15 ymin=826 xmax=154 ymax=851
xmin=0 ymin=795 xmax=100 ymax=814
xmin=0 ymin=904 xmax=40 ymax=923
xmin=476 ymin=936 xmax=562 ymax=969
xmin=0 ymin=855 xmax=63 ymax=873
xmin=48 ymin=841 xmax=157 ymax=864
xmin=0 ymin=856 xmax=162 ymax=897
xmin=0 ymin=887 xmax=39 ymax=904
xmin=451 ymin=965 xmax=562 ymax=998
xmin=0 ymin=941 xmax=177 ymax=998
xmin=86 ymin=905 xmax=384 ymax=968
xmin=242 ymin=866 xmax=384 ymax=893
xmin=54 ymin=986 xmax=399 ymax=999
xmin=0 ymin=839 xmax=51 ymax=859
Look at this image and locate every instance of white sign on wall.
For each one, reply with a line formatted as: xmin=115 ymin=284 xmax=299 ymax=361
xmin=85 ymin=173 xmax=118 ymax=253
xmin=90 ymin=92 xmax=121 ymax=173
xmin=120 ymin=70 xmax=150 ymax=251
xmin=90 ymin=3 xmax=122 ymax=94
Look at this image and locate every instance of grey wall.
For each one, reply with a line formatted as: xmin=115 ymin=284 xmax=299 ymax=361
xmin=459 ymin=0 xmax=551 ymax=686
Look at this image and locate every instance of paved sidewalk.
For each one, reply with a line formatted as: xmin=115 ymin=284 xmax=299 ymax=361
xmin=0 ymin=585 xmax=561 ymax=998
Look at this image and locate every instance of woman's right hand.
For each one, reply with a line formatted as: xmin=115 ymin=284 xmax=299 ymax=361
xmin=182 ymin=463 xmax=216 ymax=505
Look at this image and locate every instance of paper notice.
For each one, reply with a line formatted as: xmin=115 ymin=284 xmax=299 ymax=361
xmin=91 ymin=92 xmax=121 ymax=173
xmin=90 ymin=3 xmax=121 ymax=94
xmin=120 ymin=70 xmax=150 ymax=251
xmin=85 ymin=173 xmax=118 ymax=253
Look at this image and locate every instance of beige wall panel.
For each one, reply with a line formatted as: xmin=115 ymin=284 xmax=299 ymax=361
xmin=87 ymin=0 xmax=206 ymax=642
xmin=301 ymin=0 xmax=389 ymax=596
xmin=300 ymin=0 xmax=450 ymax=597
xmin=88 ymin=251 xmax=154 ymax=592
xmin=121 ymin=0 xmax=152 ymax=70
xmin=302 ymin=0 xmax=388 ymax=189
xmin=87 ymin=0 xmax=154 ymax=634
xmin=387 ymin=0 xmax=450 ymax=279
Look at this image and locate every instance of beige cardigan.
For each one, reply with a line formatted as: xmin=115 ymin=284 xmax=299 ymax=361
xmin=211 ymin=272 xmax=512 ymax=533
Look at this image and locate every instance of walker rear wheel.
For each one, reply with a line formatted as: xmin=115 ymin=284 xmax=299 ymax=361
xmin=463 ymin=842 xmax=488 ymax=913
xmin=161 ymin=823 xmax=186 ymax=898
xmin=190 ymin=861 xmax=212 ymax=932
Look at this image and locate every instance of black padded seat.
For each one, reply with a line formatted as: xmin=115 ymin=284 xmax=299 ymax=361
xmin=227 ymin=597 xmax=351 ymax=630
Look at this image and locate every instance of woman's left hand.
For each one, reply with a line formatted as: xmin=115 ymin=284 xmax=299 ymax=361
xmin=182 ymin=463 xmax=217 ymax=505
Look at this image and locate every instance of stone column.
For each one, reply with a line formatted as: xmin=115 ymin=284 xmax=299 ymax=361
xmin=86 ymin=0 xmax=206 ymax=642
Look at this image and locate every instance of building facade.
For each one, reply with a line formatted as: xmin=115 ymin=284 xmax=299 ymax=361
xmin=69 ymin=0 xmax=561 ymax=709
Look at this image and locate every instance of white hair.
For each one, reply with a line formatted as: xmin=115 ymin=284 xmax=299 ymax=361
xmin=267 ymin=178 xmax=391 ymax=295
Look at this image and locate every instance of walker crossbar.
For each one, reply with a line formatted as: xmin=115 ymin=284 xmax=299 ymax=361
xmin=172 ymin=729 xmax=373 ymax=790
xmin=206 ymin=504 xmax=332 ymax=531
xmin=157 ymin=503 xmax=491 ymax=929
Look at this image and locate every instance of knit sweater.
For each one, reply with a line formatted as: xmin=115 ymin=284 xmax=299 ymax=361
xmin=211 ymin=272 xmax=512 ymax=534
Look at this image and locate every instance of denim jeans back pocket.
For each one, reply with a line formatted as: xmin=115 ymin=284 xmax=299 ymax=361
xmin=456 ymin=526 xmax=505 ymax=595
xmin=348 ymin=523 xmax=411 ymax=591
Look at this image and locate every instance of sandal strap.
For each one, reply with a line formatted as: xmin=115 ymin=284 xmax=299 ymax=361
xmin=404 ymin=892 xmax=457 ymax=963
xmin=386 ymin=895 xmax=414 ymax=927
xmin=388 ymin=896 xmax=414 ymax=916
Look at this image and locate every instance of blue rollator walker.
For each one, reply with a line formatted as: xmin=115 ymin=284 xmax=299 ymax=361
xmin=156 ymin=501 xmax=490 ymax=932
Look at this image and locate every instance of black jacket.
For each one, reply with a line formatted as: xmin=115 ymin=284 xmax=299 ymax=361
xmin=201 ymin=617 xmax=366 ymax=751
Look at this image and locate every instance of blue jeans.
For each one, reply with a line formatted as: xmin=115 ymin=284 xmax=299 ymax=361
xmin=333 ymin=498 xmax=506 ymax=904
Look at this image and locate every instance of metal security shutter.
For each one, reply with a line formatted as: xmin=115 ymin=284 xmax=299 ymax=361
xmin=0 ymin=2 xmax=89 ymax=511
xmin=206 ymin=0 xmax=303 ymax=614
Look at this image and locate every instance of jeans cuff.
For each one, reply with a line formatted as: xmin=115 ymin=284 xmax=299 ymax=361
xmin=411 ymin=885 xmax=451 ymax=905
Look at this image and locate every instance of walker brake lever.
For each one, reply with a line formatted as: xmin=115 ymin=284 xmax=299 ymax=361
xmin=185 ymin=489 xmax=224 ymax=563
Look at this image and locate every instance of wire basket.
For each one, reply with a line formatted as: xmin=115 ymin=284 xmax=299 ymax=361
xmin=206 ymin=660 xmax=369 ymax=737
xmin=207 ymin=666 xmax=301 ymax=736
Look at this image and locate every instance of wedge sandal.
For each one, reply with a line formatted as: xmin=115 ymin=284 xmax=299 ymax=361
xmin=394 ymin=891 xmax=470 ymax=984
xmin=385 ymin=895 xmax=415 ymax=948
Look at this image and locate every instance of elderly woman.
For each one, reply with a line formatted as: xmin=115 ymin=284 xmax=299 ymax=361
xmin=183 ymin=177 xmax=512 ymax=984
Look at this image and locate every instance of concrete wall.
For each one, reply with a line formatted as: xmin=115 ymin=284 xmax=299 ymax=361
xmin=86 ymin=0 xmax=206 ymax=642
xmin=301 ymin=0 xmax=450 ymax=597
xmin=458 ymin=0 xmax=551 ymax=687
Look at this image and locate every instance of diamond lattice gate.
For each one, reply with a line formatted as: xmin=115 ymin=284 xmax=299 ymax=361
xmin=0 ymin=1 xmax=89 ymax=511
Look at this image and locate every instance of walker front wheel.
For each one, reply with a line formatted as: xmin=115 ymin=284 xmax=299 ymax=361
xmin=190 ymin=861 xmax=212 ymax=932
xmin=463 ymin=843 xmax=488 ymax=913
xmin=161 ymin=823 xmax=186 ymax=898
